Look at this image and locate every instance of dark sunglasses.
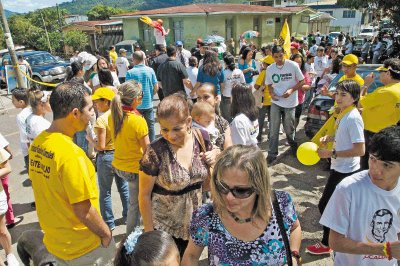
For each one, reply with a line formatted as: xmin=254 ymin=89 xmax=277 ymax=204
xmin=215 ymin=179 xmax=256 ymax=199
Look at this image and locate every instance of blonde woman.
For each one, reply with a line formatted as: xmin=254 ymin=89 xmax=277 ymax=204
xmin=109 ymin=80 xmax=150 ymax=235
xmin=183 ymin=145 xmax=302 ymax=265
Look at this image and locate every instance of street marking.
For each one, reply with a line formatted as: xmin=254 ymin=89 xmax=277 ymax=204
xmin=4 ymin=131 xmax=19 ymax=138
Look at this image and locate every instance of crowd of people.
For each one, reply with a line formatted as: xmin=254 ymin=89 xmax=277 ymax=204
xmin=0 ymin=30 xmax=399 ymax=266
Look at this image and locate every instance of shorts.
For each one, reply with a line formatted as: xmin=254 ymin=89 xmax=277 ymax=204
xmin=0 ymin=190 xmax=8 ymax=215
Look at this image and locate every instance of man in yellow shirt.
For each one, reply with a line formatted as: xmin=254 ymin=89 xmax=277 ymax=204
xmin=29 ymin=82 xmax=115 ymax=265
xmin=109 ymin=46 xmax=118 ymax=66
xmin=359 ymin=58 xmax=400 ymax=169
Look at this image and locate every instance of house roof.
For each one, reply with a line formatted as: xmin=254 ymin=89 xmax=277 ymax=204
xmin=71 ymin=20 xmax=120 ymax=27
xmin=111 ymin=4 xmax=313 ymax=18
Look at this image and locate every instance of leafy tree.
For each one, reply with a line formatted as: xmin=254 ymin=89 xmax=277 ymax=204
xmin=87 ymin=4 xmax=128 ymax=20
xmin=9 ymin=15 xmax=45 ymax=50
xmin=64 ymin=30 xmax=88 ymax=51
xmin=337 ymin=0 xmax=400 ymax=29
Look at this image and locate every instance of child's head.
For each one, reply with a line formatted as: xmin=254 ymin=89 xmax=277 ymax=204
xmin=191 ymin=101 xmax=215 ymax=128
xmin=115 ymin=229 xmax=180 ymax=266
xmin=335 ymin=80 xmax=360 ymax=108
xmin=11 ymin=88 xmax=29 ymax=109
xmin=28 ymin=89 xmax=52 ymax=114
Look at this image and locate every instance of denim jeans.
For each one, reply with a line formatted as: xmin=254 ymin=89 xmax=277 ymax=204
xmin=258 ymin=105 xmax=271 ymax=138
xmin=73 ymin=131 xmax=88 ymax=155
xmin=268 ymin=103 xmax=296 ymax=158
xmin=97 ymin=152 xmax=129 ymax=229
xmin=220 ymin=96 xmax=232 ymax=123
xmin=113 ymin=168 xmax=140 ymax=235
xmin=138 ymin=108 xmax=155 ymax=142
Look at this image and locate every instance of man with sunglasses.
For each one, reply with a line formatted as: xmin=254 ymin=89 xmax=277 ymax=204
xmin=320 ymin=125 xmax=400 ymax=265
xmin=359 ymin=58 xmax=400 ymax=169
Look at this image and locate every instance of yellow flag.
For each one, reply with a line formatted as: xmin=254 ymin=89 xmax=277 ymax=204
xmin=278 ymin=19 xmax=291 ymax=59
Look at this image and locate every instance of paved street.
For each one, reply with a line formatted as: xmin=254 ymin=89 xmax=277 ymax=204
xmin=0 ymin=88 xmax=333 ymax=265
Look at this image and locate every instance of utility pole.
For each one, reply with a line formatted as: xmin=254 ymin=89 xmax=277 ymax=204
xmin=40 ymin=11 xmax=52 ymax=53
xmin=56 ymin=4 xmax=66 ymax=56
xmin=0 ymin=0 xmax=26 ymax=89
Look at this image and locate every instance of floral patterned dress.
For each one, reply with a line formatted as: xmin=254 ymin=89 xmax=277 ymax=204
xmin=139 ymin=131 xmax=212 ymax=240
xmin=189 ymin=190 xmax=298 ymax=265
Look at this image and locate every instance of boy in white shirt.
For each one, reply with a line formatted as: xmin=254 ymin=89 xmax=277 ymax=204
xmin=320 ymin=125 xmax=400 ymax=265
xmin=306 ymin=80 xmax=365 ymax=255
xmin=115 ymin=48 xmax=130 ymax=83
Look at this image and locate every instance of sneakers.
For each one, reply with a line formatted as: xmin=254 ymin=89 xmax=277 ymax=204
xmin=306 ymin=242 xmax=332 ymax=255
xmin=6 ymin=253 xmax=19 ymax=266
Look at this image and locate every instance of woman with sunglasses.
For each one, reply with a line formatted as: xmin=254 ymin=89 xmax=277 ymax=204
xmin=183 ymin=145 xmax=302 ymax=265
xmin=109 ymin=80 xmax=149 ymax=235
xmin=139 ymin=94 xmax=217 ymax=259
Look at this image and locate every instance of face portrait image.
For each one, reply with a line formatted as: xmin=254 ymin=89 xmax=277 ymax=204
xmin=370 ymin=209 xmax=393 ymax=243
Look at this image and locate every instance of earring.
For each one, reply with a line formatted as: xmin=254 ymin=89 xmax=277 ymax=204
xmin=187 ymin=127 xmax=192 ymax=134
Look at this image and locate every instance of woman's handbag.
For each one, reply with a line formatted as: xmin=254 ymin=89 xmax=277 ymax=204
xmin=193 ymin=128 xmax=213 ymax=192
xmin=272 ymin=190 xmax=293 ymax=266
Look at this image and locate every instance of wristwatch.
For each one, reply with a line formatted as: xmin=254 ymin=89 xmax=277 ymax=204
xmin=291 ymin=250 xmax=302 ymax=265
xmin=332 ymin=149 xmax=337 ymax=159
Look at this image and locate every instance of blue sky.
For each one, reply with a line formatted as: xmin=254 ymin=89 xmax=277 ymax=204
xmin=4 ymin=0 xmax=71 ymax=13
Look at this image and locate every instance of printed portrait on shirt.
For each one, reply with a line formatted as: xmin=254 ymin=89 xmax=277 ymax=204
xmin=368 ymin=209 xmax=393 ymax=243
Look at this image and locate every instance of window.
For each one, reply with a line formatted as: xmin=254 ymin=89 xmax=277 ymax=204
xmin=325 ymin=10 xmax=333 ymax=16
xmin=253 ymin=17 xmax=260 ymax=32
xmin=142 ymin=24 xmax=152 ymax=42
xmin=275 ymin=0 xmax=281 ymax=5
xmin=343 ymin=10 xmax=356 ymax=18
xmin=226 ymin=19 xmax=233 ymax=40
xmin=173 ymin=21 xmax=184 ymax=42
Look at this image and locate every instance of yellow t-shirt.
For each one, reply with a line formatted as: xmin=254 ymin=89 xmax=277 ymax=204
xmin=94 ymin=110 xmax=114 ymax=151
xmin=28 ymin=131 xmax=100 ymax=260
xmin=255 ymin=70 xmax=272 ymax=106
xmin=360 ymin=82 xmax=400 ymax=133
xmin=109 ymin=51 xmax=118 ymax=65
xmin=338 ymin=73 xmax=365 ymax=87
xmin=109 ymin=111 xmax=148 ymax=173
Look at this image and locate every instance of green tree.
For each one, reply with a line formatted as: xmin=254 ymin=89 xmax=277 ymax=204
xmin=87 ymin=4 xmax=127 ymax=20
xmin=337 ymin=0 xmax=400 ymax=29
xmin=9 ymin=15 xmax=44 ymax=50
xmin=64 ymin=30 xmax=88 ymax=51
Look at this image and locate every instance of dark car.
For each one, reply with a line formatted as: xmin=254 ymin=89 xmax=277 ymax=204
xmin=2 ymin=51 xmax=69 ymax=90
xmin=304 ymin=64 xmax=384 ymax=139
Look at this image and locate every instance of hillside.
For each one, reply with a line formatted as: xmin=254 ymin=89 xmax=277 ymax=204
xmin=58 ymin=0 xmax=242 ymax=15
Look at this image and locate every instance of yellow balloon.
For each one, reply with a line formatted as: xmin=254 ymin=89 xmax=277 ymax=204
xmin=297 ymin=142 xmax=320 ymax=166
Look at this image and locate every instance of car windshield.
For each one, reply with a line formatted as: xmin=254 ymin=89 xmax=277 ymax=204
xmin=361 ymin=29 xmax=373 ymax=33
xmin=25 ymin=53 xmax=58 ymax=66
xmin=328 ymin=69 xmax=383 ymax=94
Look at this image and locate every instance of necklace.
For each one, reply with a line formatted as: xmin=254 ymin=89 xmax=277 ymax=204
xmin=228 ymin=211 xmax=253 ymax=224
xmin=276 ymin=60 xmax=285 ymax=70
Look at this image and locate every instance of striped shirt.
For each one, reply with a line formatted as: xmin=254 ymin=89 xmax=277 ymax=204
xmin=126 ymin=64 xmax=157 ymax=109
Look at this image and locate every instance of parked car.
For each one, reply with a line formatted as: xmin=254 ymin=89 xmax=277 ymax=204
xmin=352 ymin=38 xmax=365 ymax=57
xmin=328 ymin=32 xmax=341 ymax=44
xmin=358 ymin=27 xmax=378 ymax=40
xmin=2 ymin=51 xmax=69 ymax=90
xmin=304 ymin=64 xmax=383 ymax=139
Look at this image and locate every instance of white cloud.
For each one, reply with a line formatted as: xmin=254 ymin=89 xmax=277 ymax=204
xmin=3 ymin=0 xmax=72 ymax=13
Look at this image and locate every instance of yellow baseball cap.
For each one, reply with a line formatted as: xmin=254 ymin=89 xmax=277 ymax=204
xmin=341 ymin=54 xmax=358 ymax=65
xmin=375 ymin=65 xmax=400 ymax=74
xmin=261 ymin=55 xmax=275 ymax=65
xmin=92 ymin=87 xmax=115 ymax=101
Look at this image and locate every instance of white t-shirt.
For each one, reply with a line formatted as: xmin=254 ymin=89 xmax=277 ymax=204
xmin=154 ymin=27 xmax=167 ymax=46
xmin=176 ymin=49 xmax=191 ymax=68
xmin=331 ymin=108 xmax=364 ymax=173
xmin=116 ymin=57 xmax=129 ymax=78
xmin=320 ymin=170 xmax=400 ymax=266
xmin=230 ymin=113 xmax=259 ymax=145
xmin=314 ymin=55 xmax=328 ymax=78
xmin=92 ymin=71 xmax=120 ymax=87
xmin=315 ymin=36 xmax=322 ymax=45
xmin=265 ymin=60 xmax=304 ymax=108
xmin=16 ymin=107 xmax=32 ymax=156
xmin=0 ymin=133 xmax=9 ymax=148
xmin=223 ymin=68 xmax=245 ymax=97
xmin=26 ymin=114 xmax=51 ymax=143
xmin=309 ymin=44 xmax=318 ymax=56
xmin=185 ymin=66 xmax=198 ymax=99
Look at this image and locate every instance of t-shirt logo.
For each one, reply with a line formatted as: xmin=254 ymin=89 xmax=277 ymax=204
xmin=272 ymin=74 xmax=281 ymax=83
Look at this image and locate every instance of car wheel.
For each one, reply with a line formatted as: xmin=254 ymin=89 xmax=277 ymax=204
xmin=31 ymin=77 xmax=45 ymax=91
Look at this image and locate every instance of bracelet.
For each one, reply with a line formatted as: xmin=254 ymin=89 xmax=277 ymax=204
xmin=387 ymin=242 xmax=393 ymax=260
xmin=383 ymin=242 xmax=389 ymax=257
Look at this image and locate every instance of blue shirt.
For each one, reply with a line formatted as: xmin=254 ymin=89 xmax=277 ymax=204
xmin=126 ymin=64 xmax=157 ymax=109
xmin=197 ymin=66 xmax=225 ymax=95
xmin=238 ymin=59 xmax=256 ymax=84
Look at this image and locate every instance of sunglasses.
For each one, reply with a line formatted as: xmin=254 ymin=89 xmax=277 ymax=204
xmin=215 ymin=179 xmax=256 ymax=199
